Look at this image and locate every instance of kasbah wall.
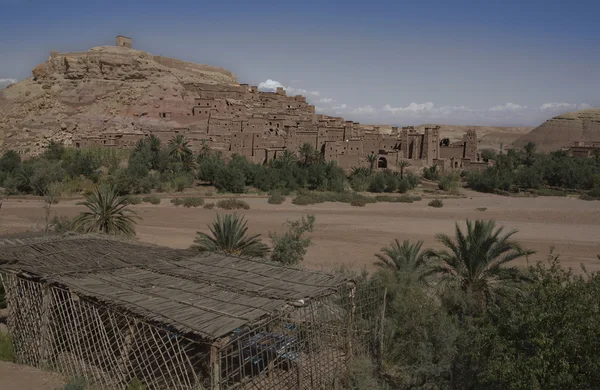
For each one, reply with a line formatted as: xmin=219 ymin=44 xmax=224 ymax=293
xmin=73 ymin=37 xmax=489 ymax=173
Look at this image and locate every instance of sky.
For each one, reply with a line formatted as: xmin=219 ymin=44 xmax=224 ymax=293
xmin=1 ymin=0 xmax=599 ymax=126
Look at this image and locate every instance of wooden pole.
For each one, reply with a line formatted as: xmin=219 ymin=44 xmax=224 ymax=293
xmin=210 ymin=344 xmax=220 ymax=390
xmin=378 ymin=288 xmax=387 ymax=373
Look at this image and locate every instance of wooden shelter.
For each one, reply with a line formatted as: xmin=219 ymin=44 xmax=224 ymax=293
xmin=0 ymin=234 xmax=381 ymax=389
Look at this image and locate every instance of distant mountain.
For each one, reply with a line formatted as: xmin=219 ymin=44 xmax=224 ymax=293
xmin=513 ymin=109 xmax=600 ymax=152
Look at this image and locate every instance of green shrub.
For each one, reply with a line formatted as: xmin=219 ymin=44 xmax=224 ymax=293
xmin=423 ymin=165 xmax=441 ymax=181
xmin=63 ymin=377 xmax=87 ymax=390
xmin=205 ymin=191 xmax=214 ymax=197
xmin=405 ymin=172 xmax=421 ymax=189
xmin=127 ymin=196 xmax=142 ymax=205
xmin=0 ymin=333 xmax=13 ymax=362
xmin=216 ymin=198 xmax=250 ymax=210
xmin=170 ymin=197 xmax=183 ymax=206
xmin=588 ymin=186 xmax=600 ymax=198
xmin=397 ymin=178 xmax=410 ymax=193
xmin=349 ymin=174 xmax=370 ymax=192
xmin=428 ymin=198 xmax=444 ymax=208
xmin=439 ymin=173 xmax=460 ymax=192
xmin=142 ymin=195 xmax=161 ymax=205
xmin=269 ymin=215 xmax=315 ymax=266
xmin=203 ymin=202 xmax=215 ymax=209
xmin=375 ymin=194 xmax=421 ymax=203
xmin=532 ymin=188 xmax=567 ymax=197
xmin=182 ymin=197 xmax=204 ymax=208
xmin=268 ymin=191 xmax=286 ymax=205
xmin=50 ymin=215 xmax=74 ymax=233
xmin=350 ymin=198 xmax=368 ymax=207
xmin=292 ymin=191 xmax=375 ymax=206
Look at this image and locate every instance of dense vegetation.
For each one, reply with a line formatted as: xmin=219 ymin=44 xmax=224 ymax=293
xmin=466 ymin=142 xmax=600 ymax=196
xmin=0 ymin=138 xmax=420 ymax=197
xmin=360 ymin=221 xmax=600 ymax=389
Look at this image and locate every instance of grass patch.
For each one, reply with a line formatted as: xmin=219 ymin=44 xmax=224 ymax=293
xmin=428 ymin=198 xmax=444 ymax=208
xmin=374 ymin=194 xmax=422 ymax=203
xmin=267 ymin=191 xmax=286 ymax=205
xmin=580 ymin=194 xmax=599 ymax=201
xmin=182 ymin=197 xmax=204 ymax=208
xmin=142 ymin=195 xmax=161 ymax=205
xmin=292 ymin=192 xmax=376 ymax=206
xmin=170 ymin=197 xmax=183 ymax=206
xmin=531 ymin=188 xmax=568 ymax=197
xmin=0 ymin=333 xmax=14 ymax=362
xmin=127 ymin=196 xmax=142 ymax=205
xmin=216 ymin=198 xmax=250 ymax=210
xmin=476 ymin=207 xmax=488 ymax=211
xmin=203 ymin=202 xmax=215 ymax=209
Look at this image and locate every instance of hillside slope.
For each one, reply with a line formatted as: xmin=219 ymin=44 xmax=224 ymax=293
xmin=0 ymin=45 xmax=237 ymax=153
xmin=513 ymin=109 xmax=600 ymax=152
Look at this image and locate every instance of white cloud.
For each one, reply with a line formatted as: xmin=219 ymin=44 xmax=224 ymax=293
xmin=489 ymin=102 xmax=528 ymax=112
xmin=0 ymin=78 xmax=18 ymax=89
xmin=287 ymin=87 xmax=320 ymax=97
xmin=332 ymin=104 xmax=347 ymax=110
xmin=352 ymin=105 xmax=375 ymax=114
xmin=381 ymin=102 xmax=471 ymax=116
xmin=578 ymin=103 xmax=593 ymax=110
xmin=258 ymin=79 xmax=320 ymax=97
xmin=540 ymin=102 xmax=576 ymax=111
xmin=318 ymin=97 xmax=333 ymax=104
xmin=257 ymin=79 xmax=284 ymax=92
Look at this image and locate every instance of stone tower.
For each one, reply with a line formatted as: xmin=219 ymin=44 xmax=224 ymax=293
xmin=116 ymin=35 xmax=132 ymax=48
xmin=464 ymin=129 xmax=477 ymax=160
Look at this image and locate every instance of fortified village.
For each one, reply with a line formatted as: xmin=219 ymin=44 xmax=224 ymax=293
xmin=1 ymin=36 xmax=489 ymax=172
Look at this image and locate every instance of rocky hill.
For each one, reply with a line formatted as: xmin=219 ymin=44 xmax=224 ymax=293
xmin=513 ymin=109 xmax=600 ymax=152
xmin=0 ymin=45 xmax=237 ymax=153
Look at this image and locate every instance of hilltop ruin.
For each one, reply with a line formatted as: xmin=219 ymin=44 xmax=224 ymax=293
xmin=0 ymin=36 xmax=489 ymax=172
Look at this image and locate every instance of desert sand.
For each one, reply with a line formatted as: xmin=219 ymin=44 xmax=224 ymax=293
xmin=1 ymin=189 xmax=599 ymax=273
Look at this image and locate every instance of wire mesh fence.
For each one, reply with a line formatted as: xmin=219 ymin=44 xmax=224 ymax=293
xmin=1 ymin=272 xmax=383 ymax=390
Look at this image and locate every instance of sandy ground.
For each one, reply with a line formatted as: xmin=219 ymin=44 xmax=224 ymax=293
xmin=1 ymin=189 xmax=599 ymax=273
xmin=0 ymin=361 xmax=64 ymax=390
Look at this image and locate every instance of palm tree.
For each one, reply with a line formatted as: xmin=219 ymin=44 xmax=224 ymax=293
xmin=148 ymin=134 xmax=162 ymax=152
xmin=298 ymin=143 xmax=316 ymax=166
xmin=274 ymin=150 xmax=298 ymax=169
xmin=592 ymin=148 xmax=600 ymax=163
xmin=181 ymin=152 xmax=198 ymax=172
xmin=191 ymin=213 xmax=270 ymax=258
xmin=72 ymin=185 xmax=139 ymax=236
xmin=375 ymin=239 xmax=428 ymax=281
xmin=168 ymin=134 xmax=192 ymax=162
xmin=367 ymin=152 xmax=378 ymax=173
xmin=134 ymin=138 xmax=147 ymax=154
xmin=423 ymin=219 xmax=534 ymax=307
xmin=397 ymin=160 xmax=411 ymax=178
xmin=523 ymin=141 xmax=536 ymax=166
xmin=350 ymin=166 xmax=371 ymax=177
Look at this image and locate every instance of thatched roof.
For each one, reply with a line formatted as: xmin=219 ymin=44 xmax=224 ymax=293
xmin=0 ymin=234 xmax=350 ymax=341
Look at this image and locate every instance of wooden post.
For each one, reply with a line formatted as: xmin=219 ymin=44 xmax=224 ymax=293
xmin=210 ymin=344 xmax=220 ymax=390
xmin=346 ymin=286 xmax=356 ymax=359
xmin=39 ymin=286 xmax=52 ymax=369
xmin=296 ymin=361 xmax=303 ymax=390
xmin=378 ymin=288 xmax=387 ymax=373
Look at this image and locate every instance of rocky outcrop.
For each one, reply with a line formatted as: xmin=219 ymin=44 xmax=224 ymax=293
xmin=513 ymin=109 xmax=600 ymax=152
xmin=0 ymin=45 xmax=237 ymax=154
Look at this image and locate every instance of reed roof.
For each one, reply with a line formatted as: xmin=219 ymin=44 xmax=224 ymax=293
xmin=0 ymin=234 xmax=349 ymax=340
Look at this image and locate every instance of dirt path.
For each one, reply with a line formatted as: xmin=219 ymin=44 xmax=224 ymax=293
xmin=1 ymin=190 xmax=599 ymax=272
xmin=0 ymin=361 xmax=64 ymax=390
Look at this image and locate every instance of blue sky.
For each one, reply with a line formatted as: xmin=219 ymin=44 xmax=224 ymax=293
xmin=1 ymin=0 xmax=599 ymax=126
